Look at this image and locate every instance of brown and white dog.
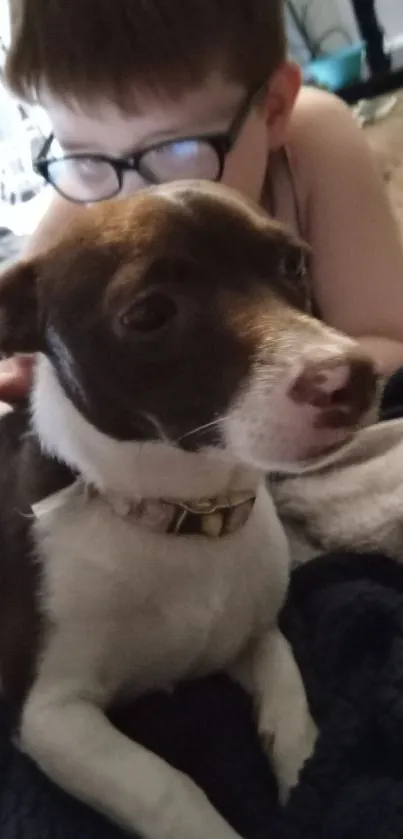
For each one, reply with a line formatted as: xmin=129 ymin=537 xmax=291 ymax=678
xmin=0 ymin=182 xmax=376 ymax=839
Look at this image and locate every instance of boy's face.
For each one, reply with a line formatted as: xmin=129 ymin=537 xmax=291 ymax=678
xmin=41 ymin=66 xmax=299 ymax=205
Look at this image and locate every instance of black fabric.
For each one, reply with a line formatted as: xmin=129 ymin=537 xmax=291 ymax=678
xmin=3 ymin=368 xmax=403 ymax=839
xmin=350 ymin=0 xmax=391 ymax=75
xmin=4 ymin=551 xmax=403 ymax=839
xmin=381 ymin=366 xmax=403 ymax=422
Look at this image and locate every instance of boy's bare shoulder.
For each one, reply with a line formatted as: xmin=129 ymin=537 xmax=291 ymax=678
xmin=288 ymin=85 xmax=356 ymax=149
xmin=282 ymin=86 xmax=403 ymax=375
xmin=25 ymin=194 xmax=87 ymax=258
xmin=286 ymin=86 xmax=361 ymax=180
xmin=285 ymin=85 xmax=374 ymax=205
xmin=292 ymin=84 xmax=351 ymax=119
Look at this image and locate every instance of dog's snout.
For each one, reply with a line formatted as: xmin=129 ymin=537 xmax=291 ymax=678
xmin=289 ymin=351 xmax=377 ymax=428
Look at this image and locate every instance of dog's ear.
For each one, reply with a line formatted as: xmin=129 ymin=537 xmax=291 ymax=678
xmin=278 ymin=240 xmax=313 ymax=314
xmin=0 ymin=259 xmax=41 ymax=355
xmin=261 ymin=225 xmax=313 ymax=313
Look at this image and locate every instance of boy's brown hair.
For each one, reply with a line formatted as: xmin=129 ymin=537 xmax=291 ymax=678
xmin=6 ymin=0 xmax=286 ymax=108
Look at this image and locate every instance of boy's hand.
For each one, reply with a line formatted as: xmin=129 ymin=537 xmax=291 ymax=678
xmin=0 ymin=355 xmax=33 ymax=402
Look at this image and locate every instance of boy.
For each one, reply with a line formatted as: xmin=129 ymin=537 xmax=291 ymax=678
xmin=1 ymin=0 xmax=403 ymax=404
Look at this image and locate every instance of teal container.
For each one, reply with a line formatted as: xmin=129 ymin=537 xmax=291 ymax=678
xmin=305 ymin=42 xmax=365 ymax=91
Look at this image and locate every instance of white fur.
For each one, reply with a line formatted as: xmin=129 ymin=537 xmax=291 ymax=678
xmin=45 ymin=325 xmax=88 ymax=405
xmin=20 ymin=356 xmax=316 ymax=839
xmin=0 ymin=401 xmax=13 ymax=418
xmin=225 ymin=322 xmax=359 ymax=472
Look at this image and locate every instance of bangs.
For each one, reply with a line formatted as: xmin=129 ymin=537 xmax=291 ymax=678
xmin=6 ymin=0 xmax=285 ymax=108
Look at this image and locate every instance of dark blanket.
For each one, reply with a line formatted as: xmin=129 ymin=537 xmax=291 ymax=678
xmin=3 ymin=550 xmax=403 ymax=839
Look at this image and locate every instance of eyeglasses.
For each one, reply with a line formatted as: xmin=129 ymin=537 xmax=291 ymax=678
xmin=33 ymin=85 xmax=264 ymax=204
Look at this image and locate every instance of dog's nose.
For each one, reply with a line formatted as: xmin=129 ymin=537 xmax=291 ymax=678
xmin=289 ymin=351 xmax=377 ymax=429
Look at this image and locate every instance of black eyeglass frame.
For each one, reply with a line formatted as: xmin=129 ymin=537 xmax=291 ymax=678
xmin=33 ymin=84 xmax=265 ymax=203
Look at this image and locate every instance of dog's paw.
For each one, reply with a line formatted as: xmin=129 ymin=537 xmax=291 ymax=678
xmin=261 ymin=710 xmax=317 ymax=804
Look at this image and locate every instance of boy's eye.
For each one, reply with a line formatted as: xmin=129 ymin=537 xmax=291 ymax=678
xmin=141 ymin=140 xmax=221 ymax=182
xmin=68 ymin=158 xmax=110 ymax=184
xmin=48 ymin=155 xmax=120 ymax=202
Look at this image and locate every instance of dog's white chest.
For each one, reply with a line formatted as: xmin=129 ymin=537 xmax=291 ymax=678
xmin=34 ymin=482 xmax=289 ymax=699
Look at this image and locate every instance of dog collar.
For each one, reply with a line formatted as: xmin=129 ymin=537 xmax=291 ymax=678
xmin=89 ymin=486 xmax=256 ymax=537
xmin=32 ymin=481 xmax=256 ymax=538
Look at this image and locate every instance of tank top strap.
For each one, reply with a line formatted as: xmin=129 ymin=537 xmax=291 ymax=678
xmin=261 ymin=146 xmax=319 ymax=317
xmin=261 ymin=145 xmax=304 ymax=238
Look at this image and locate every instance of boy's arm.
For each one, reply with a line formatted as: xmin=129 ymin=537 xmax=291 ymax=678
xmin=24 ymin=194 xmax=87 ymax=257
xmin=290 ymin=88 xmax=403 ymax=375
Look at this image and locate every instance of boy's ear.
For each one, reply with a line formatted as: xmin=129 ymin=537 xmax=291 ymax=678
xmin=0 ymin=260 xmax=41 ymax=355
xmin=264 ymin=61 xmax=301 ymax=150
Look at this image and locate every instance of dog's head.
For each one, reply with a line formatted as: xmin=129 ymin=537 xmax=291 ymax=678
xmin=0 ymin=181 xmax=376 ymax=474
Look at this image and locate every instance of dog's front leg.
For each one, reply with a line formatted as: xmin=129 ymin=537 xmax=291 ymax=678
xmin=20 ymin=681 xmax=242 ymax=839
xmin=231 ymin=629 xmax=317 ymax=802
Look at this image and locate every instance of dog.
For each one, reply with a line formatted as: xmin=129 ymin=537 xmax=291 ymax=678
xmin=0 ymin=181 xmax=376 ymax=839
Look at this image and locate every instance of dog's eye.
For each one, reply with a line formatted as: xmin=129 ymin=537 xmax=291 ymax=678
xmin=278 ymin=247 xmax=312 ymax=313
xmin=119 ymin=292 xmax=177 ymax=334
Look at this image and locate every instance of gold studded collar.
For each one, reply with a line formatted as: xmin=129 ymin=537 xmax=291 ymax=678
xmin=90 ymin=487 xmax=256 ymax=537
xmin=32 ymin=480 xmax=256 ymax=538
